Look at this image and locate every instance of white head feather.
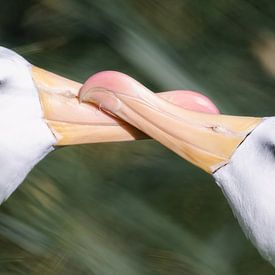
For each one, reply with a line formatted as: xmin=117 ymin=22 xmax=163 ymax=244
xmin=214 ymin=117 xmax=275 ymax=266
xmin=0 ymin=47 xmax=56 ymax=202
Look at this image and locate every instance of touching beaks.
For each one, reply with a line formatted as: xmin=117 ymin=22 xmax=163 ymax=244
xmin=31 ymin=67 xmax=222 ymax=149
xmin=79 ymin=71 xmax=262 ymax=173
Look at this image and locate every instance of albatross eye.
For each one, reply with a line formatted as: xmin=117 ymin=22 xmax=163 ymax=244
xmin=266 ymin=143 xmax=275 ymax=156
xmin=0 ymin=78 xmax=7 ymax=87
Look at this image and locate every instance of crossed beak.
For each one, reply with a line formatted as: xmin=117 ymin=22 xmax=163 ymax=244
xmin=32 ymin=67 xmax=262 ymax=174
xmin=31 ymin=66 xmax=221 ymax=151
xmin=78 ymin=71 xmax=262 ymax=173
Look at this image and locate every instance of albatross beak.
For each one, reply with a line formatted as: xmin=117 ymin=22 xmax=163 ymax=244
xmin=79 ymin=71 xmax=262 ymax=173
xmin=32 ymin=66 xmax=146 ymax=145
xmin=31 ymin=67 xmax=221 ymax=148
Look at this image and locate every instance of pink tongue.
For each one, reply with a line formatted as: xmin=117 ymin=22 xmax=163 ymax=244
xmin=81 ymin=71 xmax=220 ymax=114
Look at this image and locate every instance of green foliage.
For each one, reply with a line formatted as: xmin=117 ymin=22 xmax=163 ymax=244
xmin=0 ymin=0 xmax=275 ymax=274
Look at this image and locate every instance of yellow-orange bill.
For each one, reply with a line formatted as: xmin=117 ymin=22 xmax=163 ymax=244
xmin=32 ymin=66 xmax=222 ymax=147
xmin=79 ymin=71 xmax=262 ymax=173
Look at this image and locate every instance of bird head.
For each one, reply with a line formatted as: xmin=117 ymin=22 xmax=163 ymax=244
xmin=2 ymin=47 xmax=275 ymax=265
xmin=0 ymin=47 xmax=145 ymax=202
xmin=79 ymin=71 xmax=275 ymax=265
xmin=0 ymin=47 xmax=221 ymax=203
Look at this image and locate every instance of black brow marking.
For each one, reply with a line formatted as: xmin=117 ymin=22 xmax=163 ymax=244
xmin=0 ymin=79 xmax=7 ymax=86
xmin=263 ymin=142 xmax=275 ymax=159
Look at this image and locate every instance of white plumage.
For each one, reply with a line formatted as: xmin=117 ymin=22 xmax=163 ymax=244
xmin=215 ymin=117 xmax=275 ymax=265
xmin=1 ymin=46 xmax=275 ymax=268
xmin=0 ymin=47 xmax=56 ymax=202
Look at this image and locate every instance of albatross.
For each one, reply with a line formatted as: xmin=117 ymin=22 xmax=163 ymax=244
xmin=0 ymin=46 xmax=218 ymax=203
xmin=79 ymin=71 xmax=275 ymax=266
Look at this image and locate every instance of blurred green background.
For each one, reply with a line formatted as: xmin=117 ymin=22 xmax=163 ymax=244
xmin=1 ymin=0 xmax=275 ymax=274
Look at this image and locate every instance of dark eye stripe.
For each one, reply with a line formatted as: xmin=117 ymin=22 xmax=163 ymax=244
xmin=0 ymin=79 xmax=7 ymax=86
xmin=263 ymin=142 xmax=275 ymax=159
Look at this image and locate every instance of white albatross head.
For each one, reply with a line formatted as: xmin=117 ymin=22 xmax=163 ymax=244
xmin=214 ymin=117 xmax=275 ymax=264
xmin=0 ymin=47 xmax=56 ymax=201
xmin=78 ymin=71 xmax=275 ymax=266
xmin=0 ymin=47 xmax=145 ymax=203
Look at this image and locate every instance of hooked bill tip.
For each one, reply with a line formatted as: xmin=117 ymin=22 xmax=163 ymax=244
xmin=79 ymin=71 xmax=220 ymax=114
xmin=163 ymin=90 xmax=220 ymax=114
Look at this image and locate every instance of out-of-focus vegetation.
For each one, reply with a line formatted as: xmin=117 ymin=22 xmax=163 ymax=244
xmin=1 ymin=0 xmax=275 ymax=274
